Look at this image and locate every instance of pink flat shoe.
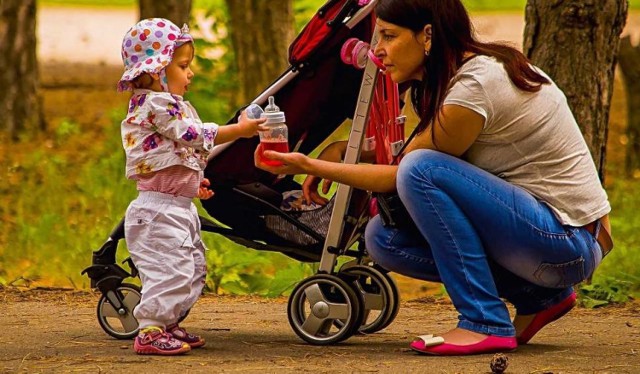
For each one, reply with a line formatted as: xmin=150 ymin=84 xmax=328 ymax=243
xmin=410 ymin=334 xmax=517 ymax=356
xmin=516 ymin=291 xmax=577 ymax=345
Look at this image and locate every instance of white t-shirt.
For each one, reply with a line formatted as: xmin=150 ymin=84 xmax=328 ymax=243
xmin=443 ymin=55 xmax=610 ymax=226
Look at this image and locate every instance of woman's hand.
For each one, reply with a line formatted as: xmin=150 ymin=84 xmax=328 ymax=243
xmin=300 ymin=141 xmax=346 ymax=205
xmin=197 ymin=178 xmax=214 ymax=200
xmin=257 ymin=143 xmax=399 ymax=193
xmin=302 ymin=175 xmax=330 ymax=205
xmin=254 ymin=144 xmax=311 ymax=175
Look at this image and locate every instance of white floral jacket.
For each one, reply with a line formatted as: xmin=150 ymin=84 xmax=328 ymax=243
xmin=121 ymin=90 xmax=218 ymax=179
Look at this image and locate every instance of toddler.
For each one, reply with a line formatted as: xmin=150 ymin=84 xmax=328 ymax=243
xmin=118 ymin=18 xmax=266 ymax=355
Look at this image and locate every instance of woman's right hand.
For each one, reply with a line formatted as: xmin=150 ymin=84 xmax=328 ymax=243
xmin=254 ymin=144 xmax=311 ymax=176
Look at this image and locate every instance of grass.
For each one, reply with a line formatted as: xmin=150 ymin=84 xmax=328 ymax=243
xmin=0 ymin=105 xmax=317 ymax=294
xmin=592 ymin=178 xmax=640 ymax=283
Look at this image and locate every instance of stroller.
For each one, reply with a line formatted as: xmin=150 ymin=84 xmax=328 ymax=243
xmin=83 ymin=0 xmax=409 ymax=346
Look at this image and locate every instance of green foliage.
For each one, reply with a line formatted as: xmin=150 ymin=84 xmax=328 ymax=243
xmin=579 ymin=275 xmax=636 ymax=308
xmin=199 ymin=225 xmax=315 ymax=297
xmin=579 ymin=177 xmax=640 ymax=305
xmin=0 ymin=109 xmax=133 ymax=288
xmin=294 ymin=0 xmax=325 ymax=32
xmin=188 ymin=2 xmax=238 ymax=121
xmin=0 ymin=107 xmax=318 ymax=294
xmin=54 ymin=119 xmax=81 ymax=143
xmin=462 ymin=0 xmax=526 ymax=11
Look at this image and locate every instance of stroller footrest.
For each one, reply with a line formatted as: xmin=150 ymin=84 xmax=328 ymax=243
xmin=81 ymin=264 xmax=131 ymax=286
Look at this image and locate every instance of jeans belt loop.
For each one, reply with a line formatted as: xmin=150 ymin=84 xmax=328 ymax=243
xmin=584 ymin=219 xmax=613 ymax=258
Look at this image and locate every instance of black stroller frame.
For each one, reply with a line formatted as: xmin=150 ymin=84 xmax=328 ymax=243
xmin=83 ymin=0 xmax=404 ymax=345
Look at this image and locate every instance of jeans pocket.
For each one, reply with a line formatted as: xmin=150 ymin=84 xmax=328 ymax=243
xmin=533 ymin=257 xmax=586 ymax=288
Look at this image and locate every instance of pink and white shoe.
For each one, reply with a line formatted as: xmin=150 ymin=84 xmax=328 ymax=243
xmin=167 ymin=323 xmax=206 ymax=348
xmin=134 ymin=327 xmax=191 ymax=355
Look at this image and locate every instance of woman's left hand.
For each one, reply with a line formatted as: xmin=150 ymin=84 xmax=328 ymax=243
xmin=254 ymin=144 xmax=311 ymax=175
xmin=197 ymin=178 xmax=214 ymax=200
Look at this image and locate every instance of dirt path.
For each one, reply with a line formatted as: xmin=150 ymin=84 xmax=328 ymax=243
xmin=2 ymin=288 xmax=640 ymax=373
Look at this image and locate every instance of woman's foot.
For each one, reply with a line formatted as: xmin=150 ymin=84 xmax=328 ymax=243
xmin=513 ymin=291 xmax=577 ymax=345
xmin=410 ymin=328 xmax=517 ymax=356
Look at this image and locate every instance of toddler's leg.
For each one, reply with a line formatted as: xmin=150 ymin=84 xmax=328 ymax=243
xmin=166 ymin=204 xmax=207 ymax=349
xmin=125 ymin=193 xmax=196 ymax=355
xmin=126 ymin=194 xmax=196 ymax=328
xmin=179 ymin=204 xmax=207 ymax=319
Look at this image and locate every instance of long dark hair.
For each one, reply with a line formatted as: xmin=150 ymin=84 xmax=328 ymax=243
xmin=375 ymin=0 xmax=550 ymax=134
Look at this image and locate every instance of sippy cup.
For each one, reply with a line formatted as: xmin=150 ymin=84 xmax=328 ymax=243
xmin=258 ymin=96 xmax=289 ymax=166
xmin=245 ymin=103 xmax=264 ymax=120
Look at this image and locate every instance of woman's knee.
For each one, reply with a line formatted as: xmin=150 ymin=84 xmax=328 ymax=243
xmin=364 ymin=215 xmax=387 ymax=263
xmin=397 ymin=149 xmax=449 ymax=200
xmin=398 ymin=148 xmax=455 ymax=178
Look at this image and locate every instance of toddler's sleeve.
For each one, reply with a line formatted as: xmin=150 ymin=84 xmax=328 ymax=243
xmin=143 ymin=94 xmax=218 ymax=152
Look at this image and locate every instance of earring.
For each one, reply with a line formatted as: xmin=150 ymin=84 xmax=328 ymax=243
xmin=425 ymin=49 xmax=430 ymax=56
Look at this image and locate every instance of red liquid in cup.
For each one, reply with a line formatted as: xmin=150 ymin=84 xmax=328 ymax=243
xmin=260 ymin=140 xmax=289 ymax=166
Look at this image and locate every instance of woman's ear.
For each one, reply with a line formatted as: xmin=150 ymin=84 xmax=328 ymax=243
xmin=149 ymin=73 xmax=160 ymax=81
xmin=423 ymin=24 xmax=432 ymax=56
xmin=423 ymin=24 xmax=432 ymax=40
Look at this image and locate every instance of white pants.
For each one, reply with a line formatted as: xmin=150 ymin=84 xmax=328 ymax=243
xmin=125 ymin=191 xmax=207 ymax=329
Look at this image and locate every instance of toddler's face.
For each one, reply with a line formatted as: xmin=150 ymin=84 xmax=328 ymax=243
xmin=166 ymin=43 xmax=195 ymax=96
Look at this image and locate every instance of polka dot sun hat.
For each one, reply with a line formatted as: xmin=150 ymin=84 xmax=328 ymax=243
xmin=118 ymin=18 xmax=193 ymax=92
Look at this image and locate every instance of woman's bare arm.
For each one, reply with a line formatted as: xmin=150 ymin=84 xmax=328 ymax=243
xmin=404 ymin=104 xmax=484 ymax=156
xmin=255 ymin=146 xmax=399 ymax=193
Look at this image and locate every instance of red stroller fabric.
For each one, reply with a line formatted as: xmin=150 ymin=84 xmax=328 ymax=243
xmin=205 ymin=0 xmax=374 ymax=187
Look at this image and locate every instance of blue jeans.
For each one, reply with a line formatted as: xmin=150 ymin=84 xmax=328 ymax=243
xmin=365 ymin=150 xmax=603 ymax=337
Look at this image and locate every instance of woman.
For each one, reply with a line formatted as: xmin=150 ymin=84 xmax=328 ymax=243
xmin=255 ymin=0 xmax=612 ymax=356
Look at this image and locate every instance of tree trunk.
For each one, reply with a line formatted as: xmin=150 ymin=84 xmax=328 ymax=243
xmin=139 ymin=0 xmax=192 ymax=26
xmin=225 ymin=0 xmax=294 ymax=104
xmin=0 ymin=0 xmax=44 ymax=140
xmin=523 ymin=0 xmax=629 ymax=182
xmin=618 ymin=36 xmax=640 ymax=178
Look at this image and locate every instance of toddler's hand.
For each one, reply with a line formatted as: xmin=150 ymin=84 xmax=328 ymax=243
xmin=197 ymin=178 xmax=214 ymax=200
xmin=237 ymin=110 xmax=268 ymax=138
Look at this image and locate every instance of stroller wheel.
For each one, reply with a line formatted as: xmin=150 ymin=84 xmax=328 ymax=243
xmin=287 ymin=274 xmax=364 ymax=345
xmin=336 ymin=265 xmax=398 ymax=334
xmin=96 ymin=283 xmax=141 ymax=340
xmin=374 ymin=268 xmax=400 ymax=331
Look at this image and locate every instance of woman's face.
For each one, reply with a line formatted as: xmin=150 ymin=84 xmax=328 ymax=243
xmin=373 ymin=19 xmax=428 ymax=83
